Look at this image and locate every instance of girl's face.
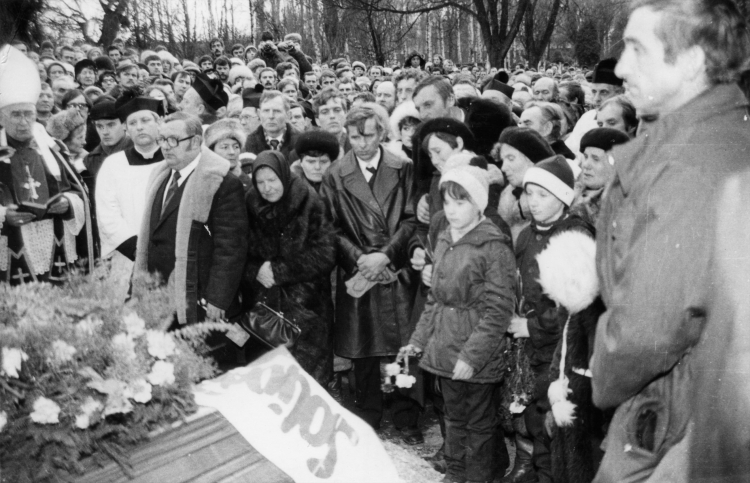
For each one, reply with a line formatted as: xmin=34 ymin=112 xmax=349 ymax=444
xmin=400 ymin=124 xmax=416 ymax=148
xmin=428 ymin=135 xmax=462 ymax=172
xmin=525 ymin=183 xmax=565 ymax=224
xmin=499 ymin=143 xmax=534 ymax=188
xmin=213 ymin=139 xmax=241 ymax=165
xmin=255 ymin=167 xmax=284 ymax=203
xmin=443 ymin=192 xmax=481 ymax=232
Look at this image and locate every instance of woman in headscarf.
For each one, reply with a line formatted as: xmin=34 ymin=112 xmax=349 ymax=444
xmin=242 ymin=150 xmax=336 ymax=385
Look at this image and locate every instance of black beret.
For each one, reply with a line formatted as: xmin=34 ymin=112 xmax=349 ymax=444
xmin=497 ymin=127 xmax=555 ymax=163
xmin=241 ymin=84 xmax=265 ymax=109
xmin=115 ymin=88 xmax=165 ymax=122
xmin=580 ymin=127 xmax=630 ymax=153
xmin=89 ymin=99 xmax=119 ymax=121
xmin=419 ymin=117 xmax=477 ymax=153
xmin=482 ymin=78 xmax=514 ymax=99
xmin=465 ymin=98 xmax=514 ymax=157
xmin=193 ymin=72 xmax=229 ymax=110
xmin=592 ymin=58 xmax=622 ymax=86
xmin=295 ymin=130 xmax=340 ymax=161
xmin=74 ymin=59 xmax=97 ymax=78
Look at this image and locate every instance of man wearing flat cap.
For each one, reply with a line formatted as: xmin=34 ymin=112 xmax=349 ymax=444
xmin=96 ymin=89 xmax=165 ymax=261
xmin=178 ymin=72 xmax=229 ymax=128
xmin=0 ymin=45 xmax=89 ymax=284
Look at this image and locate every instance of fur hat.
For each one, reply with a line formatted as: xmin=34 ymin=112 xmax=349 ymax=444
xmin=204 ymin=118 xmax=247 ymax=150
xmin=89 ymin=98 xmax=118 ymax=121
xmin=592 ymin=58 xmax=622 ymax=86
xmin=465 ymin=98 xmax=514 ymax=156
xmin=580 ymin=127 xmax=630 ymax=153
xmin=389 ymin=100 xmax=420 ymax=142
xmin=182 ymin=61 xmax=201 ymax=74
xmin=295 ymin=130 xmax=340 ymax=161
xmin=46 ymin=109 xmax=86 ymax=141
xmin=497 ymin=127 xmax=554 ymax=163
xmin=440 ymin=165 xmax=490 ymax=212
xmin=94 ymin=56 xmax=115 ymax=72
xmin=228 ymin=65 xmax=253 ymax=86
xmin=74 ymin=59 xmax=96 ymax=79
xmin=352 ymin=61 xmax=366 ymax=71
xmin=0 ymin=45 xmax=41 ymax=109
xmin=523 ymin=155 xmax=576 ymax=206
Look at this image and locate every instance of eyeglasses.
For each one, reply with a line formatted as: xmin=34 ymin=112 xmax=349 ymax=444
xmin=68 ymin=103 xmax=89 ymax=112
xmin=156 ymin=135 xmax=196 ymax=148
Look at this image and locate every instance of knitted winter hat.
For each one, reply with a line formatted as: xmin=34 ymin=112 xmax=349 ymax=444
xmin=295 ymin=130 xmax=340 ymax=161
xmin=523 ymin=155 xmax=576 ymax=206
xmin=440 ymin=165 xmax=490 ymax=211
xmin=182 ymin=61 xmax=201 ymax=74
xmin=46 ymin=109 xmax=86 ymax=141
xmin=580 ymin=127 xmax=630 ymax=153
xmin=352 ymin=61 xmax=366 ymax=71
xmin=204 ymin=118 xmax=247 ymax=150
xmin=442 ymin=152 xmax=477 ymax=172
xmin=498 ymin=127 xmax=555 ymax=164
xmin=592 ymin=58 xmax=621 ymax=86
xmin=465 ymin=98 xmax=514 ymax=156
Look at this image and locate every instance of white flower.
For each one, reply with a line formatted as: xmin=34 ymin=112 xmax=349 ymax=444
xmin=88 ymin=378 xmax=126 ymax=396
xmin=111 ymin=333 xmax=137 ymax=360
xmin=122 ymin=312 xmax=146 ymax=337
xmin=2 ymin=347 xmax=29 ymax=378
xmin=147 ymin=361 xmax=175 ymax=386
xmin=395 ymin=374 xmax=416 ymax=388
xmin=103 ymin=392 xmax=133 ymax=416
xmin=384 ymin=362 xmax=401 ymax=377
xmin=0 ymin=411 xmax=7 ymax=432
xmin=509 ymin=401 xmax=526 ymax=414
xmin=128 ymin=379 xmax=152 ymax=404
xmin=74 ymin=396 xmax=103 ymax=429
xmin=30 ymin=397 xmax=61 ymax=424
xmin=146 ymin=330 xmax=176 ymax=360
xmin=75 ymin=413 xmax=92 ymax=429
xmin=49 ymin=340 xmax=77 ymax=364
xmin=76 ymin=315 xmax=103 ymax=336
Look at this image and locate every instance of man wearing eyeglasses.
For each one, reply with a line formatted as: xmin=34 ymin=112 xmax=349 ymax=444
xmin=0 ymin=44 xmax=88 ymax=285
xmin=133 ymin=112 xmax=248 ymax=331
xmin=95 ymin=91 xmax=165 ymax=261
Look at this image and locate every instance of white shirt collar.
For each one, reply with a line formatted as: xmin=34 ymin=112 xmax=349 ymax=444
xmin=174 ymin=152 xmax=201 ymax=186
xmin=134 ymin=144 xmax=160 ymax=159
xmin=357 ymin=148 xmax=381 ymax=172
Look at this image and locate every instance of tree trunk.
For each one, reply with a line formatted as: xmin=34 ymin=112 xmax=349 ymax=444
xmin=99 ymin=0 xmax=129 ymax=46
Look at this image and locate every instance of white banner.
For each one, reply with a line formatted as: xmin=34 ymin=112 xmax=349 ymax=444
xmin=193 ymin=347 xmax=402 ymax=483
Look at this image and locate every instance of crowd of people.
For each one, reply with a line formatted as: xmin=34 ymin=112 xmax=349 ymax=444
xmin=1 ymin=0 xmax=750 ymax=482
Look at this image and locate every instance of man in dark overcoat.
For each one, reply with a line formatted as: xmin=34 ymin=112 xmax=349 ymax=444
xmin=321 ymin=103 xmax=421 ymax=442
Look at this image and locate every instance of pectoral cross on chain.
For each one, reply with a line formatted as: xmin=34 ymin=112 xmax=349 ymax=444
xmin=23 ymin=166 xmax=41 ymax=200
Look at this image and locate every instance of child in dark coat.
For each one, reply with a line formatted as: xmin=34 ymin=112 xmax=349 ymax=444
xmin=402 ymin=165 xmax=516 ymax=483
xmin=507 ymin=155 xmax=593 ymax=483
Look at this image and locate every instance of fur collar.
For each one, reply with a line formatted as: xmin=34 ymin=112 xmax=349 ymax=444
xmin=134 ymin=147 xmax=230 ymax=324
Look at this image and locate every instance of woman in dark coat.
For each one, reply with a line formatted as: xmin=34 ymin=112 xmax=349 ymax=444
xmin=243 ymin=150 xmax=336 ymax=385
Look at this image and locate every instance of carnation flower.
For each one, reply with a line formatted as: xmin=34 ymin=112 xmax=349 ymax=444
xmin=49 ymin=340 xmax=77 ymax=365
xmin=509 ymin=401 xmax=526 ymax=414
xmin=128 ymin=379 xmax=152 ymax=404
xmin=384 ymin=362 xmax=401 ymax=377
xmin=30 ymin=397 xmax=61 ymax=424
xmin=147 ymin=361 xmax=175 ymax=386
xmin=111 ymin=333 xmax=136 ymax=360
xmin=0 ymin=411 xmax=7 ymax=433
xmin=395 ymin=374 xmax=416 ymax=388
xmin=76 ymin=315 xmax=103 ymax=336
xmin=75 ymin=413 xmax=92 ymax=429
xmin=146 ymin=330 xmax=176 ymax=360
xmin=2 ymin=347 xmax=29 ymax=378
xmin=122 ymin=312 xmax=146 ymax=337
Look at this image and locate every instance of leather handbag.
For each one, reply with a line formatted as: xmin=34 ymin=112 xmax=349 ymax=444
xmin=238 ymin=294 xmax=301 ymax=349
